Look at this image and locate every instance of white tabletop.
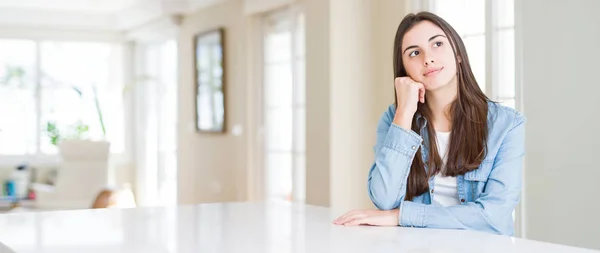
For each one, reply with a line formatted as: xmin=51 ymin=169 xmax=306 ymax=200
xmin=0 ymin=201 xmax=597 ymax=253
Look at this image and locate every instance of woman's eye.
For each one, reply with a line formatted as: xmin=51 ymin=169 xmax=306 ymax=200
xmin=409 ymin=50 xmax=420 ymax=57
xmin=434 ymin=41 xmax=443 ymax=47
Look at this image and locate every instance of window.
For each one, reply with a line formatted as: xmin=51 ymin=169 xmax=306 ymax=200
xmin=494 ymin=0 xmax=516 ymax=108
xmin=263 ymin=7 xmax=306 ymax=202
xmin=133 ymin=40 xmax=178 ymax=206
xmin=0 ymin=40 xmax=38 ymax=155
xmin=420 ymin=0 xmax=516 ymax=108
xmin=0 ymin=39 xmax=125 ymax=156
xmin=432 ymin=0 xmax=487 ymax=93
xmin=415 ymin=0 xmax=519 ymax=233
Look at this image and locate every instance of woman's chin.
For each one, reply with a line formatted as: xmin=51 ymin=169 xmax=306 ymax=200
xmin=424 ymin=79 xmax=454 ymax=91
xmin=424 ymin=82 xmax=442 ymax=91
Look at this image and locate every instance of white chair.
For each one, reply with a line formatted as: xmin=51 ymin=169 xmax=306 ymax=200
xmin=33 ymin=140 xmax=111 ymax=211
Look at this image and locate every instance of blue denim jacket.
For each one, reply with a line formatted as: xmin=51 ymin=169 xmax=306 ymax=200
xmin=367 ymin=101 xmax=526 ymax=236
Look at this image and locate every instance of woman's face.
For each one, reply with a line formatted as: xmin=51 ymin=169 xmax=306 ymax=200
xmin=401 ymin=20 xmax=458 ymax=91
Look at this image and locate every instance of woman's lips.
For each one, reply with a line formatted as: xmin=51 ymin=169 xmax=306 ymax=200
xmin=423 ymin=67 xmax=443 ymax=77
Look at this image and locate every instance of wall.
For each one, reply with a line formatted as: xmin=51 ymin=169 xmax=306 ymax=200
xmin=372 ymin=0 xmax=408 ymax=108
xmin=176 ymin=0 xmax=410 ymax=212
xmin=304 ymin=0 xmax=409 ymax=214
xmin=177 ymin=0 xmax=249 ymax=204
xmin=304 ymin=0 xmax=331 ymax=207
xmin=329 ymin=0 xmax=378 ymax=214
xmin=519 ymin=0 xmax=600 ymax=249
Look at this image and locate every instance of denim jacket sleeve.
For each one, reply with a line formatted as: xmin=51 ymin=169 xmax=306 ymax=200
xmin=399 ymin=113 xmax=526 ymax=236
xmin=368 ymin=106 xmax=423 ymax=210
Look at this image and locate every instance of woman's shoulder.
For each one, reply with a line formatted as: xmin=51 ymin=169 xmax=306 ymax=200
xmin=378 ymin=101 xmax=526 ymax=129
xmin=487 ymin=101 xmax=526 ymax=130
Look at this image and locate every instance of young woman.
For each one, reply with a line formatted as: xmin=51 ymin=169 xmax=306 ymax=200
xmin=333 ymin=11 xmax=525 ymax=236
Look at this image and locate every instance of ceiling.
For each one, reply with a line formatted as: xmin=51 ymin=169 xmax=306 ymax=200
xmin=0 ymin=0 xmax=223 ymax=31
xmin=0 ymin=0 xmax=143 ymax=14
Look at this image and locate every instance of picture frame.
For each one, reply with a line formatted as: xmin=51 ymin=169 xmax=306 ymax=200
xmin=194 ymin=27 xmax=226 ymax=133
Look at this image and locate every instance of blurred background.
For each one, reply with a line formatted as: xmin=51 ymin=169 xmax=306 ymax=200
xmin=0 ymin=0 xmax=598 ymax=251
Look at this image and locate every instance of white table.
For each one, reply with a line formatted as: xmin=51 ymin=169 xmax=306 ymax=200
xmin=0 ymin=201 xmax=597 ymax=253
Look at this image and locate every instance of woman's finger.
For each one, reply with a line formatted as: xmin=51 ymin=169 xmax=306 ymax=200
xmin=334 ymin=210 xmax=360 ymax=224
xmin=417 ymin=83 xmax=426 ymax=103
xmin=336 ymin=210 xmax=359 ymax=222
xmin=340 ymin=212 xmax=368 ymax=225
xmin=336 ymin=211 xmax=367 ymax=225
xmin=344 ymin=217 xmax=369 ymax=226
xmin=336 ymin=213 xmax=359 ymax=224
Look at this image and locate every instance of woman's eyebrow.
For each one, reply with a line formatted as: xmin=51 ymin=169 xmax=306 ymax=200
xmin=403 ymin=34 xmax=447 ymax=54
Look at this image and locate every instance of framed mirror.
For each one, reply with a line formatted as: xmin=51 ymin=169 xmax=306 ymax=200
xmin=194 ymin=27 xmax=226 ymax=133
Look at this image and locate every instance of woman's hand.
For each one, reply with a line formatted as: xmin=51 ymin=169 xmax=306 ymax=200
xmin=333 ymin=209 xmax=400 ymax=226
xmin=394 ymin=77 xmax=426 ymax=129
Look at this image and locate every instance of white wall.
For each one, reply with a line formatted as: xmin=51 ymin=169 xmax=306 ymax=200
xmin=519 ymin=0 xmax=600 ymax=249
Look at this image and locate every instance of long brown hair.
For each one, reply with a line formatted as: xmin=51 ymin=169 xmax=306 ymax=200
xmin=393 ymin=12 xmax=490 ymax=201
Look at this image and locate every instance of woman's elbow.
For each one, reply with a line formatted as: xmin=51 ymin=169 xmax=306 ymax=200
xmin=475 ymin=206 xmax=515 ymax=236
xmin=368 ymin=187 xmax=401 ymax=210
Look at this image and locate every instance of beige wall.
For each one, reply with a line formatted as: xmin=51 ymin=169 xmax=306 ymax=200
xmin=304 ymin=0 xmax=331 ymax=208
xmin=305 ymin=0 xmax=409 ymax=215
xmin=176 ymin=0 xmax=410 ymax=210
xmin=329 ymin=0 xmax=376 ymax=212
xmin=177 ymin=0 xmax=249 ymax=204
xmin=329 ymin=0 xmax=378 ymax=214
xmin=372 ymin=0 xmax=410 ymax=107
